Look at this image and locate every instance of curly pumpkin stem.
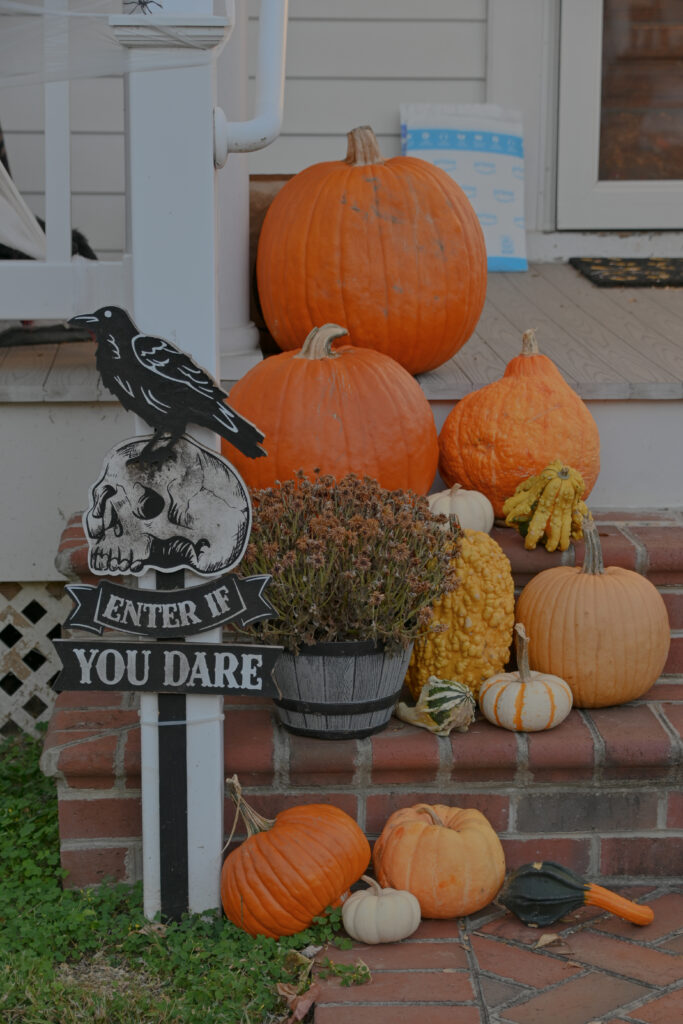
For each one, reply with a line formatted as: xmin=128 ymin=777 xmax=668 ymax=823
xmin=295 ymin=323 xmax=349 ymax=361
xmin=345 ymin=125 xmax=385 ymax=166
xmin=359 ymin=874 xmax=383 ymax=895
xmin=226 ymin=774 xmax=275 ymax=838
xmin=416 ymin=804 xmax=447 ymax=829
xmin=580 ymin=517 xmax=605 ymax=576
xmin=513 ymin=623 xmax=532 ymax=685
xmin=521 ymin=329 xmax=540 ymax=355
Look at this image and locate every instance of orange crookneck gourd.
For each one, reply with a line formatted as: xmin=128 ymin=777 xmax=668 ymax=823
xmin=438 ymin=329 xmax=600 ymax=517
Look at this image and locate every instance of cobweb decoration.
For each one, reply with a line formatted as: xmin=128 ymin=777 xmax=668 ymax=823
xmin=0 ymin=1 xmax=228 ymax=88
xmin=124 ymin=0 xmax=163 ymax=12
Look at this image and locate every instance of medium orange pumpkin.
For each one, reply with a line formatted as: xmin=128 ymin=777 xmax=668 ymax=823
xmin=373 ymin=803 xmax=506 ymax=918
xmin=515 ymin=518 xmax=670 ymax=708
xmin=438 ymin=329 xmax=601 ymax=517
xmin=256 ymin=126 xmax=487 ymax=375
xmin=221 ymin=777 xmax=370 ymax=938
xmin=223 ymin=323 xmax=438 ymax=494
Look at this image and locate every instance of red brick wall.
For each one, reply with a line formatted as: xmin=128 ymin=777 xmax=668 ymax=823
xmin=43 ymin=509 xmax=683 ymax=888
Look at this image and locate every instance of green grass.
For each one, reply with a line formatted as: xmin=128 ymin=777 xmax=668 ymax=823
xmin=0 ymin=731 xmax=353 ymax=1023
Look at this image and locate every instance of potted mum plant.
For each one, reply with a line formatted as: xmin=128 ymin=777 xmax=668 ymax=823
xmin=230 ymin=472 xmax=460 ymax=739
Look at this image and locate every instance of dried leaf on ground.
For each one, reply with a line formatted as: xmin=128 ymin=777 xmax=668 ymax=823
xmin=277 ymin=981 xmax=322 ymax=1021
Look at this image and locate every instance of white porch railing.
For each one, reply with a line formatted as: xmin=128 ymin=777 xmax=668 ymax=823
xmin=0 ymin=0 xmax=288 ymax=374
xmin=1 ymin=0 xmax=289 ymax=920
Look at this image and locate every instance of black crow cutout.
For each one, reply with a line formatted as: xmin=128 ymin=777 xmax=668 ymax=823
xmin=70 ymin=306 xmax=266 ymax=466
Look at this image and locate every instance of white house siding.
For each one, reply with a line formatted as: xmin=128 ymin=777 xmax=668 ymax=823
xmin=246 ymin=0 xmax=487 ymax=173
xmin=0 ymin=1 xmax=485 ymax=258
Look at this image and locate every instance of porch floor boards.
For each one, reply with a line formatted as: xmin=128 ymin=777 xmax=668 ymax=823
xmin=418 ymin=262 xmax=683 ymax=401
xmin=1 ymin=264 xmax=683 ymax=404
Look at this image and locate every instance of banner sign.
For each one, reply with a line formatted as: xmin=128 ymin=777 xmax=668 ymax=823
xmin=54 ymin=639 xmax=282 ymax=696
xmin=65 ymin=575 xmax=276 ymax=638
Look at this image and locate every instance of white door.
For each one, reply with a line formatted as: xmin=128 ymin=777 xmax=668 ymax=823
xmin=557 ymin=0 xmax=683 ymax=229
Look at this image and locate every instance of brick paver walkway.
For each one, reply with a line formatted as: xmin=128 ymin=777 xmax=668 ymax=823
xmin=313 ymin=885 xmax=682 ymax=1023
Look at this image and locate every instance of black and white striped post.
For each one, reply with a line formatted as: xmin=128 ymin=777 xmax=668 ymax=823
xmin=56 ymin=563 xmax=281 ymax=922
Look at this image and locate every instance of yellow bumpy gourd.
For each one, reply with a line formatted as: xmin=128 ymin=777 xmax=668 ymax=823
xmin=405 ymin=530 xmax=515 ymax=700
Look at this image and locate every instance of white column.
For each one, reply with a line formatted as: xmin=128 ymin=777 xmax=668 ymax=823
xmin=216 ymin=0 xmax=263 ymax=382
xmin=112 ymin=7 xmax=231 ymax=918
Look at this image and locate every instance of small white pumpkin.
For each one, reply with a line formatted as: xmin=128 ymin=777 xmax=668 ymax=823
xmin=342 ymin=875 xmax=421 ymax=944
xmin=479 ymin=623 xmax=573 ymax=732
xmin=428 ymin=483 xmax=494 ymax=533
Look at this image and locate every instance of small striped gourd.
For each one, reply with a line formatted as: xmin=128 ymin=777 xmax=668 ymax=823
xmin=395 ymin=676 xmax=476 ymax=736
xmin=478 ymin=623 xmax=573 ymax=732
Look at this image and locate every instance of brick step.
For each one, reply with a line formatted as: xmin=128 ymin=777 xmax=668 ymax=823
xmin=43 ymin=508 xmax=683 ymax=889
xmin=310 ymin=889 xmax=683 ymax=1023
xmin=42 ymin=679 xmax=683 ymax=890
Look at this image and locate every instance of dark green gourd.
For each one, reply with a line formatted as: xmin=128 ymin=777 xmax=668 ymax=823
xmin=498 ymin=861 xmax=654 ymax=927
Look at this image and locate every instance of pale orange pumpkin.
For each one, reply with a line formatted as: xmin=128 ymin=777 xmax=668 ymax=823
xmin=223 ymin=323 xmax=438 ymax=494
xmin=438 ymin=329 xmax=601 ymax=517
xmin=515 ymin=519 xmax=670 ymax=708
xmin=256 ymin=126 xmax=487 ymax=375
xmin=372 ymin=803 xmax=506 ymax=918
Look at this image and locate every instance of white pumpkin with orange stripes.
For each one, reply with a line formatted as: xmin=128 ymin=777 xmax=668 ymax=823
xmin=478 ymin=623 xmax=573 ymax=732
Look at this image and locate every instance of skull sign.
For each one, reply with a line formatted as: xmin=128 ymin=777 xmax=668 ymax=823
xmin=84 ymin=435 xmax=251 ymax=577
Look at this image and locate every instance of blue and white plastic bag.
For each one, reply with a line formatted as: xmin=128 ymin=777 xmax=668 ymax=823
xmin=400 ymin=103 xmax=527 ymax=272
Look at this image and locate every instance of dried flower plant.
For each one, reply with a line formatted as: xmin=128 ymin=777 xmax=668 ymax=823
xmin=232 ymin=473 xmax=461 ymax=653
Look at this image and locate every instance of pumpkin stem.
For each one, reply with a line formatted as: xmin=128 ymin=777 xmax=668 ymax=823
xmin=521 ymin=329 xmax=540 ymax=356
xmin=416 ymin=804 xmax=447 ymax=828
xmin=225 ymin=774 xmax=275 ymax=838
xmin=360 ymin=874 xmax=383 ymax=895
xmin=295 ymin=323 xmax=349 ymax=361
xmin=580 ymin=517 xmax=605 ymax=576
xmin=345 ymin=125 xmax=385 ymax=166
xmin=514 ymin=623 xmax=532 ymax=684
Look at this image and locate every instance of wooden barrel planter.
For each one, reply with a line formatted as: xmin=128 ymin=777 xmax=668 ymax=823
xmin=272 ymin=640 xmax=413 ymax=739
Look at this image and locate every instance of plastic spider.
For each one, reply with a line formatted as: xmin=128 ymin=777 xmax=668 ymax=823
xmin=123 ymin=0 xmax=163 ymax=14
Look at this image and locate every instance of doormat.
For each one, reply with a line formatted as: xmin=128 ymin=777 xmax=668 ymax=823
xmin=569 ymin=257 xmax=683 ymax=287
xmin=0 ymin=323 xmax=93 ymax=347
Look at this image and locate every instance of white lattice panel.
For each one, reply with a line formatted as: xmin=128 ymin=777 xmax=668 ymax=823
xmin=0 ymin=583 xmax=71 ymax=737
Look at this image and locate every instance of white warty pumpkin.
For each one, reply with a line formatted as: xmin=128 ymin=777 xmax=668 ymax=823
xmin=427 ymin=483 xmax=494 ymax=533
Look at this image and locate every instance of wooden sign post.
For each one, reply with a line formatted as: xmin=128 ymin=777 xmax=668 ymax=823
xmin=56 ymin=307 xmax=274 ymax=921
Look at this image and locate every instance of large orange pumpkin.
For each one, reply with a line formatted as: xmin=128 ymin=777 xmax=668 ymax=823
xmin=373 ymin=803 xmax=506 ymax=918
xmin=221 ymin=777 xmax=370 ymax=938
xmin=256 ymin=125 xmax=487 ymax=375
xmin=515 ymin=518 xmax=670 ymax=708
xmin=223 ymin=323 xmax=439 ymax=494
xmin=438 ymin=329 xmax=601 ymax=517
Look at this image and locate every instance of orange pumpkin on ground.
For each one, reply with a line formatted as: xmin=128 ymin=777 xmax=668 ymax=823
xmin=438 ymin=329 xmax=600 ymax=517
xmin=373 ymin=803 xmax=506 ymax=918
xmin=223 ymin=323 xmax=438 ymax=494
xmin=221 ymin=777 xmax=370 ymax=938
xmin=515 ymin=518 xmax=670 ymax=708
xmin=256 ymin=125 xmax=487 ymax=375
